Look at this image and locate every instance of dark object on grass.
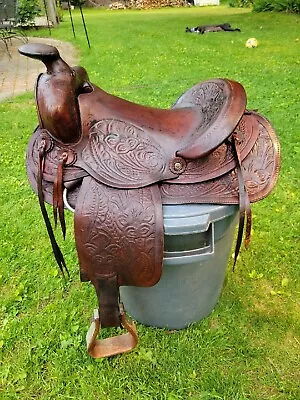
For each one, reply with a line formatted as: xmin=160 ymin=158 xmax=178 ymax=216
xmin=19 ymin=43 xmax=280 ymax=359
xmin=186 ymin=23 xmax=241 ymax=34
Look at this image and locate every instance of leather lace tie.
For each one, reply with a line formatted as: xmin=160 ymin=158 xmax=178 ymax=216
xmin=38 ymin=138 xmax=69 ymax=278
xmin=232 ymin=131 xmax=252 ymax=269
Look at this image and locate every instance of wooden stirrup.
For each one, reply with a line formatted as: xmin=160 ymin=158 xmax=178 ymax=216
xmin=86 ymin=308 xmax=138 ymax=358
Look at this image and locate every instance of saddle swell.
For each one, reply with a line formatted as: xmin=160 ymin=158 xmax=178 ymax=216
xmin=20 ymin=43 xmax=281 ymax=359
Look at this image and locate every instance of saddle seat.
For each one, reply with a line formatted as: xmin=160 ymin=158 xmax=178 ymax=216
xmin=77 ymin=76 xmax=246 ymax=161
xmin=73 ymin=77 xmax=246 ymax=189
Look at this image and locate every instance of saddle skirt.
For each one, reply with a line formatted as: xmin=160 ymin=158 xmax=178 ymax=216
xmin=20 ymin=43 xmax=280 ymax=359
xmin=27 ymin=111 xmax=279 ymax=206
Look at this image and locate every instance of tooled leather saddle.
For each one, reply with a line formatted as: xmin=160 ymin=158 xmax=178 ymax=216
xmin=19 ymin=43 xmax=280 ymax=358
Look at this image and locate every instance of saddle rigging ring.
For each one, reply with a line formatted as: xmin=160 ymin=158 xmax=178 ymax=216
xmin=63 ymin=188 xmax=75 ymax=213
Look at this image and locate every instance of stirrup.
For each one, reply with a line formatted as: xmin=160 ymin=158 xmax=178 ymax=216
xmin=86 ymin=307 xmax=138 ymax=358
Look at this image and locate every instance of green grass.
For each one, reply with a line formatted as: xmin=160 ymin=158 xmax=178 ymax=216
xmin=0 ymin=5 xmax=299 ymax=400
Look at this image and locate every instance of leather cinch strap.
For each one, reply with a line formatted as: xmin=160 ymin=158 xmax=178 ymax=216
xmin=86 ymin=307 xmax=138 ymax=358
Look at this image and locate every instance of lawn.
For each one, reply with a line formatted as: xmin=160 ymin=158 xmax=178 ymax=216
xmin=0 ymin=3 xmax=299 ymax=400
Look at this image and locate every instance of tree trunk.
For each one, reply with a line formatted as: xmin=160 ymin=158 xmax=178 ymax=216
xmin=45 ymin=0 xmax=58 ymax=26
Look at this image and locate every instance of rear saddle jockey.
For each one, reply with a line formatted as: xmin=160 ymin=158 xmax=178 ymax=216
xmin=19 ymin=43 xmax=280 ymax=358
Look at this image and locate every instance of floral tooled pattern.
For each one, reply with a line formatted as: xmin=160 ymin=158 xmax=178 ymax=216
xmin=160 ymin=171 xmax=240 ymax=205
xmin=82 ymin=119 xmax=167 ymax=188
xmin=174 ymin=80 xmax=228 ymax=131
xmin=27 ymin=128 xmax=84 ymax=183
xmin=241 ymin=118 xmax=279 ymax=201
xmin=160 ymin=116 xmax=279 ymax=204
xmin=75 ymin=177 xmax=163 ymax=287
xmin=191 ymin=81 xmax=227 ymax=129
xmin=166 ymin=113 xmax=258 ymax=184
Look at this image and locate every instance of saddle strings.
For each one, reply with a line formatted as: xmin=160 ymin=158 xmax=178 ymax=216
xmin=231 ymin=132 xmax=252 ymax=270
xmin=38 ymin=140 xmax=69 ymax=278
xmin=53 ymin=152 xmax=68 ymax=239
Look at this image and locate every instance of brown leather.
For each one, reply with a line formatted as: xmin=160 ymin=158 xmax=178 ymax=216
xmin=160 ymin=113 xmax=280 ymax=204
xmin=74 ymin=176 xmax=164 ymax=327
xmin=19 ymin=43 xmax=281 ymax=358
xmin=18 ymin=43 xmax=85 ymax=144
xmin=27 ymin=111 xmax=279 ymax=207
xmin=77 ymin=78 xmax=246 ymax=159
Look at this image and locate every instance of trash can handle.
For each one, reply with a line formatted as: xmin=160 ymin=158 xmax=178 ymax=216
xmin=163 ymin=223 xmax=215 ymax=265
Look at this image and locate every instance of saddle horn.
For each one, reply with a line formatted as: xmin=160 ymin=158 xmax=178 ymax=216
xmin=19 ymin=43 xmax=92 ymax=144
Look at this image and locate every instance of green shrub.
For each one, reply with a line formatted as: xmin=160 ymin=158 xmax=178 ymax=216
xmin=230 ymin=0 xmax=300 ymax=13
xmin=17 ymin=0 xmax=40 ymax=26
xmin=252 ymin=0 xmax=274 ymax=11
xmin=228 ymin=0 xmax=254 ymax=7
xmin=70 ymin=0 xmax=86 ymax=5
xmin=253 ymin=0 xmax=300 ymax=13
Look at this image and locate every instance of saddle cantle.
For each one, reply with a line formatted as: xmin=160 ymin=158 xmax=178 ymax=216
xmin=19 ymin=43 xmax=280 ymax=358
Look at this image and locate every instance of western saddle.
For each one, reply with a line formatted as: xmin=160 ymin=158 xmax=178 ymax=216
xmin=19 ymin=43 xmax=280 ymax=358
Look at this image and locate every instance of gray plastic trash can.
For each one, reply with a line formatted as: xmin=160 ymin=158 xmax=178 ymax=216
xmin=120 ymin=204 xmax=238 ymax=329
